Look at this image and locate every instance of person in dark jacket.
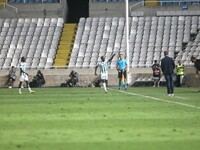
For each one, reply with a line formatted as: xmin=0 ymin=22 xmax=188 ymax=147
xmin=67 ymin=70 xmax=79 ymax=87
xmin=161 ymin=51 xmax=175 ymax=96
xmin=191 ymin=56 xmax=200 ymax=92
xmin=36 ymin=70 xmax=45 ymax=87
xmin=30 ymin=70 xmax=45 ymax=88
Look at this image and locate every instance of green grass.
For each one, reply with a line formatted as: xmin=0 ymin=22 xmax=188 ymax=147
xmin=0 ymin=87 xmax=200 ymax=150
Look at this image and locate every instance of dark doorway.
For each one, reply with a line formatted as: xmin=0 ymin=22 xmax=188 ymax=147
xmin=67 ymin=0 xmax=89 ymax=23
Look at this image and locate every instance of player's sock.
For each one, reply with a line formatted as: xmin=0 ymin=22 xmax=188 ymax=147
xmin=103 ymin=83 xmax=107 ymax=92
xmin=119 ymin=80 xmax=122 ymax=90
xmin=124 ymin=80 xmax=128 ymax=89
xmin=28 ymin=86 xmax=34 ymax=93
xmin=19 ymin=88 xmax=22 ymax=94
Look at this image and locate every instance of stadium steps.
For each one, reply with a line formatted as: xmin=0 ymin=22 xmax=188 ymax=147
xmin=54 ymin=23 xmax=77 ymax=67
xmin=0 ymin=0 xmax=7 ymax=9
xmin=144 ymin=0 xmax=159 ymax=6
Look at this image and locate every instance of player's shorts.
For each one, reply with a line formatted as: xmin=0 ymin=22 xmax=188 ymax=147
xmin=19 ymin=74 xmax=29 ymax=82
xmin=9 ymin=76 xmax=16 ymax=81
xmin=118 ymin=70 xmax=127 ymax=79
xmin=100 ymin=72 xmax=108 ymax=80
xmin=153 ymin=76 xmax=160 ymax=80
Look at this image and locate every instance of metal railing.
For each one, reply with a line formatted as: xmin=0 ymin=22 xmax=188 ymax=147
xmin=6 ymin=3 xmax=18 ymax=13
xmin=0 ymin=2 xmax=18 ymax=13
xmin=159 ymin=0 xmax=200 ymax=6
xmin=91 ymin=0 xmax=200 ymax=4
xmin=11 ymin=0 xmax=61 ymax=3
xmin=91 ymin=0 xmax=143 ymax=2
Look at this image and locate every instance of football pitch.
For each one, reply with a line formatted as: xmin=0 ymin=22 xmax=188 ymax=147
xmin=0 ymin=87 xmax=200 ymax=150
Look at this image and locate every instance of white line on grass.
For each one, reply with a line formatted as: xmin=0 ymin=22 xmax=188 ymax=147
xmin=109 ymin=88 xmax=200 ymax=110
xmin=174 ymin=96 xmax=190 ymax=100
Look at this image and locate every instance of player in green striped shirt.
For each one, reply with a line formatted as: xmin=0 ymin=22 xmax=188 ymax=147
xmin=18 ymin=57 xmax=34 ymax=94
xmin=95 ymin=53 xmax=115 ymax=93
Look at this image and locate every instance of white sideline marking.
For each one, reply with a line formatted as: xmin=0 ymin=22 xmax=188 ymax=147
xmin=174 ymin=96 xmax=190 ymax=100
xmin=109 ymin=88 xmax=200 ymax=110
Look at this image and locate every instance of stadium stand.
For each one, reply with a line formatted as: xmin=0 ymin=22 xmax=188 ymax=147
xmin=69 ymin=16 xmax=200 ymax=69
xmin=9 ymin=0 xmax=60 ymax=3
xmin=160 ymin=0 xmax=200 ymax=6
xmin=1 ymin=0 xmax=200 ymax=87
xmin=0 ymin=17 xmax=63 ymax=70
xmin=157 ymin=10 xmax=200 ymax=16
xmin=54 ymin=23 xmax=77 ymax=67
xmin=92 ymin=0 xmax=142 ymax=2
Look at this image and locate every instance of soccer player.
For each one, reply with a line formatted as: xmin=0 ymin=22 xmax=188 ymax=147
xmin=161 ymin=51 xmax=175 ymax=96
xmin=18 ymin=57 xmax=34 ymax=94
xmin=95 ymin=53 xmax=115 ymax=93
xmin=191 ymin=56 xmax=200 ymax=92
xmin=116 ymin=53 xmax=128 ymax=90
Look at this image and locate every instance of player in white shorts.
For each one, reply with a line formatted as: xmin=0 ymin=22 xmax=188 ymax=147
xmin=18 ymin=57 xmax=34 ymax=94
xmin=95 ymin=53 xmax=115 ymax=93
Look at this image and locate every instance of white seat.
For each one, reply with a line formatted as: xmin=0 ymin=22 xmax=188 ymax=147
xmin=31 ymin=62 xmax=38 ymax=69
xmin=38 ymin=62 xmax=45 ymax=69
xmin=68 ymin=61 xmax=75 ymax=68
xmin=82 ymin=62 xmax=89 ymax=68
xmin=75 ymin=61 xmax=82 ymax=68
xmin=45 ymin=62 xmax=53 ymax=69
xmin=47 ymin=58 xmax=54 ymax=63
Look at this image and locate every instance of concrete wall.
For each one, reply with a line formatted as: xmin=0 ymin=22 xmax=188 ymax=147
xmin=89 ymin=2 xmax=200 ymax=17
xmin=0 ymin=1 xmax=66 ymax=19
xmin=131 ymin=5 xmax=200 ymax=16
xmin=89 ymin=2 xmax=127 ymax=17
xmin=1 ymin=68 xmax=200 ymax=88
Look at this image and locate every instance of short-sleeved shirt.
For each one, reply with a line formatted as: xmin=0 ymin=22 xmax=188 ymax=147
xmin=96 ymin=61 xmax=108 ymax=74
xmin=96 ymin=61 xmax=109 ymax=80
xmin=9 ymin=69 xmax=16 ymax=79
xmin=117 ymin=59 xmax=127 ymax=70
xmin=20 ymin=62 xmax=26 ymax=76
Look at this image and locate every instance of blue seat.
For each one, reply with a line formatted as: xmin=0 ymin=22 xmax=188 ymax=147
xmin=182 ymin=5 xmax=188 ymax=10
xmin=48 ymin=0 xmax=54 ymax=3
xmin=16 ymin=0 xmax=23 ymax=3
xmin=10 ymin=0 xmax=16 ymax=3
xmin=35 ymin=0 xmax=42 ymax=3
xmin=53 ymin=0 xmax=60 ymax=2
xmin=26 ymin=0 xmax=35 ymax=3
xmin=93 ymin=0 xmax=142 ymax=2
xmin=160 ymin=0 xmax=200 ymax=6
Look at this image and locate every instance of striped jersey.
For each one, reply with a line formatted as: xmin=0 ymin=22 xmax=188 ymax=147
xmin=9 ymin=69 xmax=16 ymax=77
xmin=97 ymin=61 xmax=108 ymax=74
xmin=20 ymin=62 xmax=26 ymax=76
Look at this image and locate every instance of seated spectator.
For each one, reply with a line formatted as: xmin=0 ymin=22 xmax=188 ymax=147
xmin=36 ymin=70 xmax=45 ymax=87
xmin=8 ymin=66 xmax=16 ymax=88
xmin=30 ymin=70 xmax=45 ymax=87
xmin=66 ymin=70 xmax=79 ymax=87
